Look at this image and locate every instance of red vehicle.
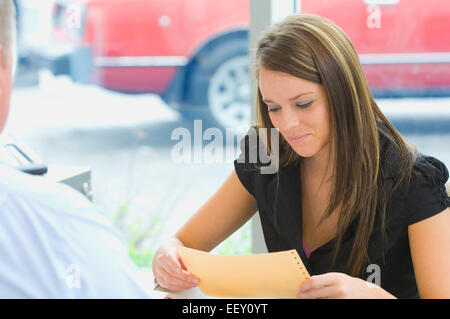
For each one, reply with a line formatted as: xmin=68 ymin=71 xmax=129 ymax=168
xmin=32 ymin=0 xmax=450 ymax=129
xmin=304 ymin=0 xmax=450 ymax=98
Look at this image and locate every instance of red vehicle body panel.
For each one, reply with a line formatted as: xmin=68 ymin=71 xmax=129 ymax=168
xmin=303 ymin=0 xmax=450 ymax=91
xmin=51 ymin=0 xmax=450 ymax=95
xmin=53 ymin=0 xmax=249 ymax=93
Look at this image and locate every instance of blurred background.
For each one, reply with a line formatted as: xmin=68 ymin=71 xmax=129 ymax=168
xmin=4 ymin=0 xmax=450 ymax=268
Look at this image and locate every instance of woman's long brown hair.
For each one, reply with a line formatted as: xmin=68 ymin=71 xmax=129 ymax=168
xmin=253 ymin=14 xmax=417 ymax=276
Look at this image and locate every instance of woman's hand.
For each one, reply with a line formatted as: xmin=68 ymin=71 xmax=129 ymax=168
xmin=297 ymin=272 xmax=396 ymax=299
xmin=152 ymin=238 xmax=199 ymax=291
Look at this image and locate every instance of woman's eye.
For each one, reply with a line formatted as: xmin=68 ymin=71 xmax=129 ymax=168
xmin=268 ymin=106 xmax=280 ymax=112
xmin=296 ymin=101 xmax=313 ymax=108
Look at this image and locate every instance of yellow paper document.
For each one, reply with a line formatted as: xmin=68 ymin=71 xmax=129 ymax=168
xmin=176 ymin=246 xmax=310 ymax=298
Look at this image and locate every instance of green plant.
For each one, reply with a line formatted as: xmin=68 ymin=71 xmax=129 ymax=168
xmin=113 ymin=201 xmax=163 ymax=268
xmin=128 ymin=245 xmax=154 ymax=268
xmin=212 ymin=220 xmax=252 ymax=255
xmin=114 ymin=200 xmax=253 ymax=268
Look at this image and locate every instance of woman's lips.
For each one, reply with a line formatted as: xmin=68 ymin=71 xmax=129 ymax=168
xmin=287 ymin=134 xmax=311 ymax=144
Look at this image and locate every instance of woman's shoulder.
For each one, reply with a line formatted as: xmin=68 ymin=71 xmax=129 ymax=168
xmin=390 ymin=151 xmax=449 ymax=225
xmin=234 ymin=126 xmax=294 ymax=196
xmin=404 ymin=152 xmax=450 ymax=225
xmin=234 ymin=126 xmax=277 ymax=196
xmin=378 ymin=125 xmax=447 ymax=181
xmin=378 ymin=127 xmax=449 ymax=224
xmin=408 ymin=153 xmax=450 ymax=207
xmin=411 ymin=153 xmax=449 ymax=185
xmin=379 ymin=129 xmax=449 ymax=190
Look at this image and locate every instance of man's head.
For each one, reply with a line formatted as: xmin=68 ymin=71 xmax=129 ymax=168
xmin=0 ymin=0 xmax=16 ymax=132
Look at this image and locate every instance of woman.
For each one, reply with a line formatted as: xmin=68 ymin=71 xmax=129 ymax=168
xmin=152 ymin=14 xmax=450 ymax=298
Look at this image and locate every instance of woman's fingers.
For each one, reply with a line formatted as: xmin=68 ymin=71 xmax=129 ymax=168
xmin=154 ymin=250 xmax=199 ymax=290
xmin=160 ymin=252 xmax=198 ymax=281
xmin=159 ymin=260 xmax=198 ymax=284
xmin=156 ymin=266 xmax=199 ymax=290
xmin=297 ymin=284 xmax=340 ymax=299
xmin=159 ymin=253 xmax=182 ymax=275
xmin=297 ymin=273 xmax=364 ymax=299
xmin=178 ymin=255 xmax=189 ymax=270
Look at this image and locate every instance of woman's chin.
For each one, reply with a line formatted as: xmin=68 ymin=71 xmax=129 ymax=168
xmin=291 ymin=147 xmax=316 ymax=158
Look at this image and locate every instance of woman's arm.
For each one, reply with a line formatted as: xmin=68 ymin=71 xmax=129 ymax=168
xmin=408 ymin=207 xmax=450 ymax=298
xmin=175 ymin=169 xmax=258 ymax=252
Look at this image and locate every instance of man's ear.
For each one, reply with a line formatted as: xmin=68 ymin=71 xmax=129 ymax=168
xmin=0 ymin=44 xmax=8 ymax=76
xmin=0 ymin=45 xmax=4 ymax=69
xmin=0 ymin=45 xmax=4 ymax=95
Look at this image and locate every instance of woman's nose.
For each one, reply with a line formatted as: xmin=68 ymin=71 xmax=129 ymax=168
xmin=282 ymin=107 xmax=301 ymax=130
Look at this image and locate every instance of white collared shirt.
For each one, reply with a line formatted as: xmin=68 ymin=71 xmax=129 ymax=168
xmin=0 ymin=164 xmax=151 ymax=298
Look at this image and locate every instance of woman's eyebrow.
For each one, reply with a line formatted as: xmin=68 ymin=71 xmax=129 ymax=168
xmin=263 ymin=91 xmax=314 ymax=104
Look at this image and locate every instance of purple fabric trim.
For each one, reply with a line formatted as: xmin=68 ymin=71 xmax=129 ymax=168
xmin=302 ymin=240 xmax=311 ymax=258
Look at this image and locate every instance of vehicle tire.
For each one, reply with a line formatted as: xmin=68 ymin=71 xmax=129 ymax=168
xmin=182 ymin=37 xmax=251 ymax=130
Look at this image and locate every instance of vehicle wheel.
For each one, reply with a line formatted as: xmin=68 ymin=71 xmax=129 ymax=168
xmin=183 ymin=38 xmax=251 ymax=130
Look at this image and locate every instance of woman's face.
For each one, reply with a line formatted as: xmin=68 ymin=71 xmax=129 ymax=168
xmin=258 ymin=67 xmax=330 ymax=159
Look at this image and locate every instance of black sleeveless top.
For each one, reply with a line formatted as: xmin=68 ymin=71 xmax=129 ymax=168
xmin=234 ymin=127 xmax=450 ymax=298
